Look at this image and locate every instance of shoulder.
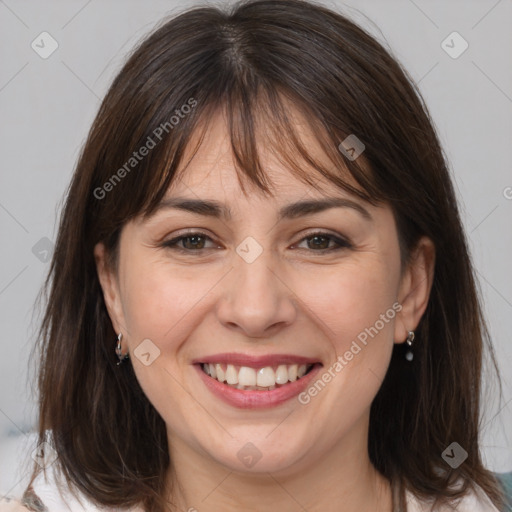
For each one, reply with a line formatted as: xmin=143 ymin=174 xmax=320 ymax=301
xmin=406 ymin=482 xmax=500 ymax=511
xmin=33 ymin=467 xmax=142 ymax=511
xmin=2 ymin=463 xmax=143 ymax=512
xmin=0 ymin=496 xmax=31 ymax=512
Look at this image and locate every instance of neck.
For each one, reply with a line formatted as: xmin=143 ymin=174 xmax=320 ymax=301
xmin=163 ymin=417 xmax=392 ymax=512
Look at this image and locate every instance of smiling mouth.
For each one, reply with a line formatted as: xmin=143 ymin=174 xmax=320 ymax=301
xmin=199 ymin=362 xmax=317 ymax=391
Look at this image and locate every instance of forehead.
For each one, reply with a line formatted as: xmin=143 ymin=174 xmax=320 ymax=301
xmin=134 ymin=109 xmax=377 ymax=229
xmin=167 ymin=108 xmax=356 ymax=202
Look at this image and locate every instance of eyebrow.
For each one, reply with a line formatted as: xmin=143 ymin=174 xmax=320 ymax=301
xmin=149 ymin=196 xmax=372 ymax=222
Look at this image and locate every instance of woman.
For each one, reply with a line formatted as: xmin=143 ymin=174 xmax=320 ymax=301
xmin=0 ymin=0 xmax=507 ymax=510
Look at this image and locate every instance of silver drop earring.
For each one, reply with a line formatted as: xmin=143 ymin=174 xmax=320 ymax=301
xmin=115 ymin=333 xmax=130 ymax=365
xmin=405 ymin=331 xmax=415 ymax=361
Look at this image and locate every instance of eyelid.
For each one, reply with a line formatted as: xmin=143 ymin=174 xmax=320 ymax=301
xmin=161 ymin=229 xmax=352 ymax=253
xmin=163 ymin=229 xmax=221 ymax=251
xmin=291 ymin=230 xmax=352 ymax=252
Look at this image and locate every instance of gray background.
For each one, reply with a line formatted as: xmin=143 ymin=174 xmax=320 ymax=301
xmin=1 ymin=0 xmax=511 ymax=495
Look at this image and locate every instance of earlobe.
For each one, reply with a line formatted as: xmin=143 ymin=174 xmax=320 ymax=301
xmin=394 ymin=236 xmax=435 ymax=344
xmin=94 ymin=242 xmax=125 ymax=334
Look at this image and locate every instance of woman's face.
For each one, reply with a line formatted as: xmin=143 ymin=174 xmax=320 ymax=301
xmin=95 ymin=111 xmax=433 ymax=478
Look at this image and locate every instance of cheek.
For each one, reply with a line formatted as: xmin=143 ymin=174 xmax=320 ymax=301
xmin=294 ymin=258 xmax=400 ymax=350
xmin=120 ymin=255 xmax=210 ymax=340
xmin=292 ymin=261 xmax=400 ymax=439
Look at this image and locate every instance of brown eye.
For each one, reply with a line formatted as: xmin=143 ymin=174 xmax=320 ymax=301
xmin=180 ymin=234 xmax=207 ymax=250
xmin=306 ymin=234 xmax=331 ymax=250
xmin=163 ymin=232 xmax=218 ymax=253
xmin=295 ymin=232 xmax=352 ymax=252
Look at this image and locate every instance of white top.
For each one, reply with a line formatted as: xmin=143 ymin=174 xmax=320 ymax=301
xmin=0 ymin=463 xmax=144 ymax=512
xmin=405 ymin=484 xmax=500 ymax=511
xmin=0 ymin=462 xmax=500 ymax=511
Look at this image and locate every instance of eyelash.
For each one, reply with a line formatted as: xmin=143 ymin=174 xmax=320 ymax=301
xmin=161 ymin=231 xmax=352 ymax=255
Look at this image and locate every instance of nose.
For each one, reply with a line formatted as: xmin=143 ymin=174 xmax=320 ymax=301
xmin=216 ymin=249 xmax=297 ymax=339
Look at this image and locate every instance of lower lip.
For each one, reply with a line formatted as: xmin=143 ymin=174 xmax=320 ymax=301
xmin=194 ymin=363 xmax=323 ymax=409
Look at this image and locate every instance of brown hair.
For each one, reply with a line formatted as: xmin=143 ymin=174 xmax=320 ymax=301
xmin=25 ymin=0 xmax=504 ymax=510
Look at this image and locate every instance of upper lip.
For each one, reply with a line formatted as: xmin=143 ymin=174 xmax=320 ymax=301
xmin=192 ymin=353 xmax=322 ymax=368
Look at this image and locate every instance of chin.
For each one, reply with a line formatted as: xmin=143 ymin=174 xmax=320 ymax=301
xmin=200 ymin=429 xmax=312 ymax=474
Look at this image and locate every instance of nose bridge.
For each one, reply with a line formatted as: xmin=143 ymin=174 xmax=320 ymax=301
xmin=216 ymin=237 xmax=297 ymax=337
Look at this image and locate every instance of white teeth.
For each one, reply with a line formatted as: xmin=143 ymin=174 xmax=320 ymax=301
xmin=288 ymin=364 xmax=298 ymax=382
xmin=275 ymin=365 xmax=289 ymax=384
xmin=202 ymin=362 xmax=315 ymax=389
xmin=215 ymin=364 xmax=225 ymax=382
xmin=238 ymin=366 xmax=257 ymax=386
xmin=225 ymin=364 xmax=238 ymax=385
xmin=256 ymin=367 xmax=275 ymax=387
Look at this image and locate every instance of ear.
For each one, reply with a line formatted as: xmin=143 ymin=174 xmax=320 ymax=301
xmin=94 ymin=242 xmax=127 ymax=334
xmin=394 ymin=236 xmax=435 ymax=344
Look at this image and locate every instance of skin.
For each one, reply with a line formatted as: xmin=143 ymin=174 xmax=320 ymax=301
xmin=95 ymin=109 xmax=435 ymax=512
